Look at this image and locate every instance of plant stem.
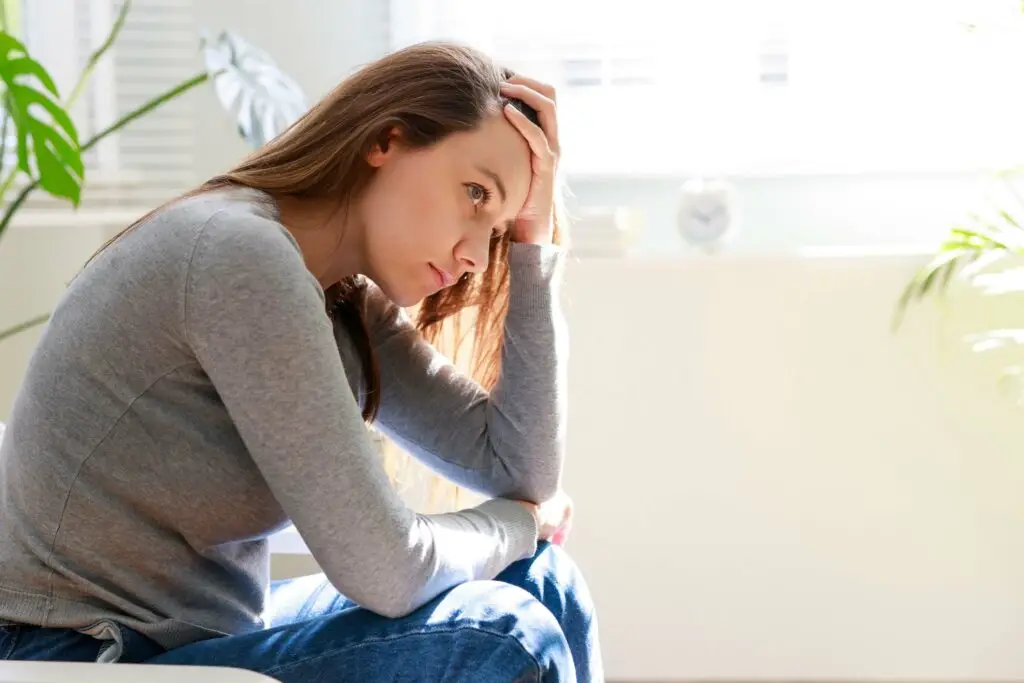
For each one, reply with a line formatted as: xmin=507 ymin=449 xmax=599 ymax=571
xmin=0 ymin=163 xmax=20 ymax=216
xmin=81 ymin=71 xmax=208 ymax=153
xmin=0 ymin=312 xmax=49 ymax=343
xmin=0 ymin=70 xmax=210 ymax=245
xmin=64 ymin=0 xmax=132 ymax=110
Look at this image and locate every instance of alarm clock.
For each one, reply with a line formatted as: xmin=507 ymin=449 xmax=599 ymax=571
xmin=676 ymin=177 xmax=737 ymax=252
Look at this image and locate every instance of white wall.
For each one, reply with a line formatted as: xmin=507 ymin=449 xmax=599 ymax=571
xmin=559 ymin=255 xmax=1024 ymax=681
xmin=189 ymin=0 xmax=390 ymax=180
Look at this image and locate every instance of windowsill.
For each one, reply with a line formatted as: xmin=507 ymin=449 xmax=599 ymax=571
xmin=4 ymin=173 xmax=195 ymax=230
xmin=563 ymin=163 xmax=1013 ymax=181
xmin=5 ymin=207 xmax=150 ymax=231
xmin=567 ymin=245 xmax=938 ymax=265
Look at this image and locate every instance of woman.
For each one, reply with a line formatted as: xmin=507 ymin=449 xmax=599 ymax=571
xmin=0 ymin=42 xmax=601 ymax=681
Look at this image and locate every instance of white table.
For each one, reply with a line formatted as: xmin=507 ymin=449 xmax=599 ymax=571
xmin=0 ymin=662 xmax=280 ymax=682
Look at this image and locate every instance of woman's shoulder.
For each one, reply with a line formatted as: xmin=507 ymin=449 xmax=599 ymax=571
xmin=148 ymin=186 xmax=289 ymax=246
xmin=117 ymin=186 xmax=302 ymax=278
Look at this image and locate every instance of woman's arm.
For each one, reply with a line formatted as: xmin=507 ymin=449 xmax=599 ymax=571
xmin=363 ymin=241 xmax=568 ymax=504
xmin=186 ymin=211 xmax=537 ymax=618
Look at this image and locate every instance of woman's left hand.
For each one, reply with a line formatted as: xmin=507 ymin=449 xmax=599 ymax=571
xmin=501 ymin=75 xmax=560 ymax=245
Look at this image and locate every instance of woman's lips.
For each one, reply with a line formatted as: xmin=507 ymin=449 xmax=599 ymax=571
xmin=430 ymin=263 xmax=455 ymax=289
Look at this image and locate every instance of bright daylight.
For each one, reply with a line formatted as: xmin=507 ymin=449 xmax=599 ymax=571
xmin=2 ymin=1 xmax=1024 ymax=682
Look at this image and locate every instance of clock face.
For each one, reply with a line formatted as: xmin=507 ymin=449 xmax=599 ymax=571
xmin=677 ymin=179 xmax=735 ymax=248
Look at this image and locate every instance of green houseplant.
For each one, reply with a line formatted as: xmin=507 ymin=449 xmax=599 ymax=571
xmin=894 ymin=176 xmax=1024 ymax=397
xmin=0 ymin=0 xmax=306 ymax=341
xmin=893 ymin=2 xmax=1024 ymax=399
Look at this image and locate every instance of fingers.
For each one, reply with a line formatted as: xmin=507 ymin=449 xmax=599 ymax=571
xmin=503 ymin=103 xmax=555 ymax=173
xmin=506 ymin=73 xmax=556 ymax=103
xmin=500 ymin=82 xmax=559 ymax=157
xmin=551 ymin=496 xmax=573 ymax=546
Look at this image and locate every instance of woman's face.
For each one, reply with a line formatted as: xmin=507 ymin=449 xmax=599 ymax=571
xmin=356 ymin=112 xmax=533 ymax=307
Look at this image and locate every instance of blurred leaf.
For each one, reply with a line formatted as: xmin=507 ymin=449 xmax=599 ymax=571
xmin=971 ymin=265 xmax=1024 ymax=294
xmin=892 ymin=202 xmax=1024 ymax=331
xmin=958 ymin=249 xmax=1011 ymax=282
xmin=201 ymin=30 xmax=307 ymax=148
xmin=0 ymin=32 xmax=82 ymax=205
xmin=893 ymin=248 xmax=979 ymax=328
xmin=964 ymin=328 xmax=1024 ymax=353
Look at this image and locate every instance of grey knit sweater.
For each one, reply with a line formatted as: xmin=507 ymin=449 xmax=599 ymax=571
xmin=0 ymin=188 xmax=566 ymax=649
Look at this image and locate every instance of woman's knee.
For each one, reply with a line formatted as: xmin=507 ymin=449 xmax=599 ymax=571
xmin=431 ymin=580 xmax=575 ymax=681
xmin=498 ymin=542 xmax=597 ymax=628
xmin=150 ymin=581 xmax=575 ymax=682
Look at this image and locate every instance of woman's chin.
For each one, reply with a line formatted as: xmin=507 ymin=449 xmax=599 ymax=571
xmin=372 ymin=267 xmax=436 ymax=307
xmin=380 ymin=282 xmax=426 ymax=308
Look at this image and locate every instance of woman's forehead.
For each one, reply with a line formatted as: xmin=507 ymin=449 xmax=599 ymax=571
xmin=447 ymin=116 xmax=531 ymax=192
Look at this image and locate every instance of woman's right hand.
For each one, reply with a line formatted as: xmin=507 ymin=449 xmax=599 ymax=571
xmin=518 ymin=491 xmax=573 ymax=545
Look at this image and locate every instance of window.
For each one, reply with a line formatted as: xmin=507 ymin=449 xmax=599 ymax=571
xmin=18 ymin=0 xmax=198 ymax=208
xmin=390 ymin=0 xmax=1024 ymax=177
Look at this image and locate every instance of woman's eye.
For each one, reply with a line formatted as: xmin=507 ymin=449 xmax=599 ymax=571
xmin=466 ymin=183 xmax=490 ymax=206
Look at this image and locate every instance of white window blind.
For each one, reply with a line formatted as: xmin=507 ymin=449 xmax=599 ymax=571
xmin=390 ymin=0 xmax=1024 ymax=177
xmin=19 ymin=0 xmax=197 ymax=210
xmin=106 ymin=0 xmax=197 ymax=202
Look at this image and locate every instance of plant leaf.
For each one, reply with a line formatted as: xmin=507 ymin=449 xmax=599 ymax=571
xmin=0 ymin=31 xmax=82 ymax=205
xmin=200 ymin=30 xmax=307 ymax=149
xmin=971 ymin=265 xmax=1024 ymax=294
xmin=964 ymin=329 xmax=1024 ymax=353
xmin=957 ymin=249 xmax=1009 ymax=282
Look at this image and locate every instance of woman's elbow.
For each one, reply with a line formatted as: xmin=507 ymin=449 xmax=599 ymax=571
xmin=500 ymin=470 xmax=560 ymax=504
xmin=519 ymin=479 xmax=560 ymax=505
xmin=487 ymin=442 xmax=563 ymax=502
xmin=368 ymin=594 xmax=420 ymax=619
xmin=351 ymin=583 xmax=424 ymax=619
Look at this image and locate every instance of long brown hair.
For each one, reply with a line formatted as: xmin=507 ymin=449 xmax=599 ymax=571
xmin=91 ymin=42 xmax=566 ymax=503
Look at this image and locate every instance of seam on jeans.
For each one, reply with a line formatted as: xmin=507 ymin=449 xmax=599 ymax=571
xmin=261 ymin=624 xmax=542 ymax=681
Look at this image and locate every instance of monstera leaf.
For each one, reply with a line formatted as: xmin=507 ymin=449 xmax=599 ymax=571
xmin=0 ymin=32 xmax=83 ymax=205
xmin=201 ymin=30 xmax=307 ymax=148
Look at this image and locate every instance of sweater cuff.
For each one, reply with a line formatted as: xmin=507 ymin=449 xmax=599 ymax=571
xmin=476 ymin=498 xmax=539 ymax=561
xmin=507 ymin=242 xmax=564 ymax=280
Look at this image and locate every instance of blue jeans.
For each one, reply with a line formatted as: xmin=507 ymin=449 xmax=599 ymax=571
xmin=1 ymin=542 xmax=602 ymax=682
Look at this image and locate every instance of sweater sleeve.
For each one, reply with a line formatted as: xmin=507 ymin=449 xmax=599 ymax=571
xmin=184 ymin=212 xmax=538 ymax=618
xmin=366 ymin=242 xmax=568 ymax=504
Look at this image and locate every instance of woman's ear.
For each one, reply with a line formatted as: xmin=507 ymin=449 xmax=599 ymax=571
xmin=367 ymin=126 xmax=403 ymax=168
